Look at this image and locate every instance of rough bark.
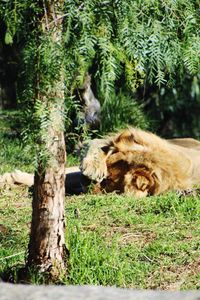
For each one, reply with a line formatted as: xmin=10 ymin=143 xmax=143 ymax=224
xmin=26 ymin=0 xmax=67 ymax=279
xmin=27 ymin=125 xmax=67 ymax=275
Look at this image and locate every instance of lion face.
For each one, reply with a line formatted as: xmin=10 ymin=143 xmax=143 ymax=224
xmin=94 ymin=151 xmax=158 ymax=198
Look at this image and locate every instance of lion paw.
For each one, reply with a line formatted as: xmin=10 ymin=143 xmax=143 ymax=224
xmin=81 ymin=151 xmax=108 ymax=182
xmin=80 ymin=139 xmax=109 ymax=182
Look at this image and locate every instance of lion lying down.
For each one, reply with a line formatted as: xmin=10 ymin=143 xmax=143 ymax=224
xmin=1 ymin=128 xmax=200 ymax=198
xmin=0 ymin=166 xmax=88 ymax=195
xmin=81 ymin=128 xmax=200 ymax=198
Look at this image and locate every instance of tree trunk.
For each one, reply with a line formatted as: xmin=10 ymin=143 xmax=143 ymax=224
xmin=27 ymin=0 xmax=67 ymax=280
xmin=27 ymin=112 xmax=67 ymax=277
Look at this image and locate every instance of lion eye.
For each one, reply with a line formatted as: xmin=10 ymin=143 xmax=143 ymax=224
xmin=101 ymin=146 xmax=110 ymax=153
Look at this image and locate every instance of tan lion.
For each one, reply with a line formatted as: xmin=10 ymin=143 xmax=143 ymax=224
xmin=81 ymin=128 xmax=200 ymax=198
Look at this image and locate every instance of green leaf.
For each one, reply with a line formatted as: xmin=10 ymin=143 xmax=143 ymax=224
xmin=5 ymin=31 xmax=13 ymax=45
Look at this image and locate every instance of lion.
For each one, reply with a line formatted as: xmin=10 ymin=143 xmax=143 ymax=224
xmin=0 ymin=167 xmax=88 ymax=195
xmin=81 ymin=128 xmax=200 ymax=198
xmin=168 ymin=137 xmax=200 ymax=150
xmin=1 ymin=128 xmax=200 ymax=198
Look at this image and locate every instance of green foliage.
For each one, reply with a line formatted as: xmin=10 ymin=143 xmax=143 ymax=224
xmin=4 ymin=31 xmax=13 ymax=45
xmin=65 ymin=94 xmax=96 ymax=152
xmin=0 ymin=0 xmax=200 ymax=141
xmin=64 ymin=0 xmax=200 ymax=136
xmin=0 ymin=110 xmax=78 ymax=173
xmin=0 ymin=0 xmax=37 ymax=44
xmin=10 ymin=2 xmax=67 ymax=167
xmin=64 ymin=0 xmax=200 ymax=88
xmin=140 ymin=74 xmax=200 ymax=138
xmin=100 ymin=90 xmax=149 ymax=133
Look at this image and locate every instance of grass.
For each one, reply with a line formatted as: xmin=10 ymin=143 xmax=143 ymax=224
xmin=0 ymin=110 xmax=200 ymax=289
xmin=0 ymin=111 xmax=35 ymax=173
xmin=0 ymin=188 xmax=199 ymax=289
xmin=66 ymin=194 xmax=200 ymax=289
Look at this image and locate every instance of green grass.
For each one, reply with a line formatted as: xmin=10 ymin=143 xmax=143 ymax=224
xmin=66 ymin=194 xmax=200 ymax=289
xmin=0 ymin=110 xmax=199 ymax=289
xmin=0 ymin=189 xmax=199 ymax=289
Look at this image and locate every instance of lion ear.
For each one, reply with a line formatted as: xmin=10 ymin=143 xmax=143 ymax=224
xmin=115 ymin=131 xmax=136 ymax=144
xmin=114 ymin=130 xmax=147 ymax=152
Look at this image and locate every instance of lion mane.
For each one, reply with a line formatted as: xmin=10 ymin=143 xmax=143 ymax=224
xmin=81 ymin=128 xmax=200 ymax=198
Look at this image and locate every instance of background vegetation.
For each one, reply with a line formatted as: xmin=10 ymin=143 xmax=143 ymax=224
xmin=0 ymin=0 xmax=200 ymax=140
